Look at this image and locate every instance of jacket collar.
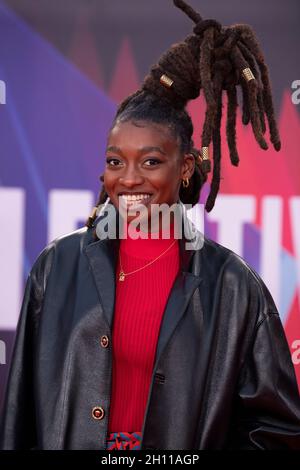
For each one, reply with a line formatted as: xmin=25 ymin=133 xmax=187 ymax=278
xmin=84 ymin=200 xmax=203 ymax=365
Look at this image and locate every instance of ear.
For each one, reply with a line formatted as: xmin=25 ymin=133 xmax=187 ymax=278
xmin=181 ymin=153 xmax=195 ymax=179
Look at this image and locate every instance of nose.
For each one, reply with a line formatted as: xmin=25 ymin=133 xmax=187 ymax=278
xmin=119 ymin=166 xmax=145 ymax=188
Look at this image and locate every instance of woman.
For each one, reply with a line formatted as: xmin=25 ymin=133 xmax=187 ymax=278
xmin=1 ymin=0 xmax=300 ymax=450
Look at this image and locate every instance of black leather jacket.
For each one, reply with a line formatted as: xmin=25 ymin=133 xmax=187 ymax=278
xmin=1 ymin=206 xmax=300 ymax=450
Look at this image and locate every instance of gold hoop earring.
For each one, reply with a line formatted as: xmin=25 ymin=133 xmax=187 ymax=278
xmin=182 ymin=178 xmax=190 ymax=189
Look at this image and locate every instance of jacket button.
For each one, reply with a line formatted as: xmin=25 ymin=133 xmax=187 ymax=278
xmin=100 ymin=335 xmax=109 ymax=348
xmin=92 ymin=406 xmax=105 ymax=420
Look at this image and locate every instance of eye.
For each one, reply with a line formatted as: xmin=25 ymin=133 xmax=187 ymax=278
xmin=144 ymin=158 xmax=162 ymax=166
xmin=106 ymin=158 xmax=121 ymax=167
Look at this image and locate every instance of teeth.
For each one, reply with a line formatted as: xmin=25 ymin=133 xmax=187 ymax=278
xmin=120 ymin=194 xmax=151 ymax=202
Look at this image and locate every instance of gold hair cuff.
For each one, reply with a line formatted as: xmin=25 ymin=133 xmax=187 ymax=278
xmin=242 ymin=67 xmax=255 ymax=82
xmin=201 ymin=147 xmax=210 ymax=161
xmin=86 ymin=206 xmax=98 ymax=228
xmin=160 ymin=74 xmax=174 ymax=89
xmin=89 ymin=206 xmax=98 ymax=219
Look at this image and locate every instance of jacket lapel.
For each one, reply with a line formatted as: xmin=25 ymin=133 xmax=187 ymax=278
xmin=153 ymin=223 xmax=203 ymax=365
xmin=84 ymin=235 xmax=120 ymax=330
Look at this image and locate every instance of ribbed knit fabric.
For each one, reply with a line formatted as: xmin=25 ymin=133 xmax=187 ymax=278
xmin=108 ymin=222 xmax=180 ymax=433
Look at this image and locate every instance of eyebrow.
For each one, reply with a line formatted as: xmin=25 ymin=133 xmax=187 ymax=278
xmin=106 ymin=145 xmax=167 ymax=156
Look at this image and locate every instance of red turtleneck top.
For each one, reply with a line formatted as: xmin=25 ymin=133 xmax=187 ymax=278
xmin=108 ymin=222 xmax=180 ymax=433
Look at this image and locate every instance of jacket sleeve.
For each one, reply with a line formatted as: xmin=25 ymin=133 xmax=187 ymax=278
xmin=232 ymin=300 xmax=300 ymax=449
xmin=0 ymin=246 xmax=53 ymax=450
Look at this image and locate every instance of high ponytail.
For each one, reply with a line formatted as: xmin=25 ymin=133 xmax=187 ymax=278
xmin=86 ymin=0 xmax=280 ymax=227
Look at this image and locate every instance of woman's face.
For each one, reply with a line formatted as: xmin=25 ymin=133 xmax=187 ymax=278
xmin=104 ymin=120 xmax=195 ymax=226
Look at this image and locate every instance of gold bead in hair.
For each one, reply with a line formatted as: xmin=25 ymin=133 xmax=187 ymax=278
xmin=242 ymin=67 xmax=255 ymax=82
xmin=89 ymin=206 xmax=98 ymax=219
xmin=160 ymin=74 xmax=174 ymax=89
xmin=201 ymin=147 xmax=210 ymax=161
xmin=86 ymin=206 xmax=98 ymax=228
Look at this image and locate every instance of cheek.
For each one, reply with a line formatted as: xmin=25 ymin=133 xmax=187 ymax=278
xmin=155 ymin=163 xmax=179 ymax=181
xmin=153 ymin=182 xmax=180 ymax=206
xmin=103 ymin=172 xmax=116 ymax=189
xmin=156 ymin=168 xmax=180 ymax=192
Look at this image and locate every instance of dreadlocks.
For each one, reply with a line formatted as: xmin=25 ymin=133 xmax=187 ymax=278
xmin=87 ymin=0 xmax=280 ymax=228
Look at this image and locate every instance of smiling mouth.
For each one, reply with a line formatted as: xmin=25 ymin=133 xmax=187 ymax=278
xmin=118 ymin=194 xmax=153 ymax=208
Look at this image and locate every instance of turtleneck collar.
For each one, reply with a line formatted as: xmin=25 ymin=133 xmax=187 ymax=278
xmin=120 ymin=219 xmax=178 ymax=260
